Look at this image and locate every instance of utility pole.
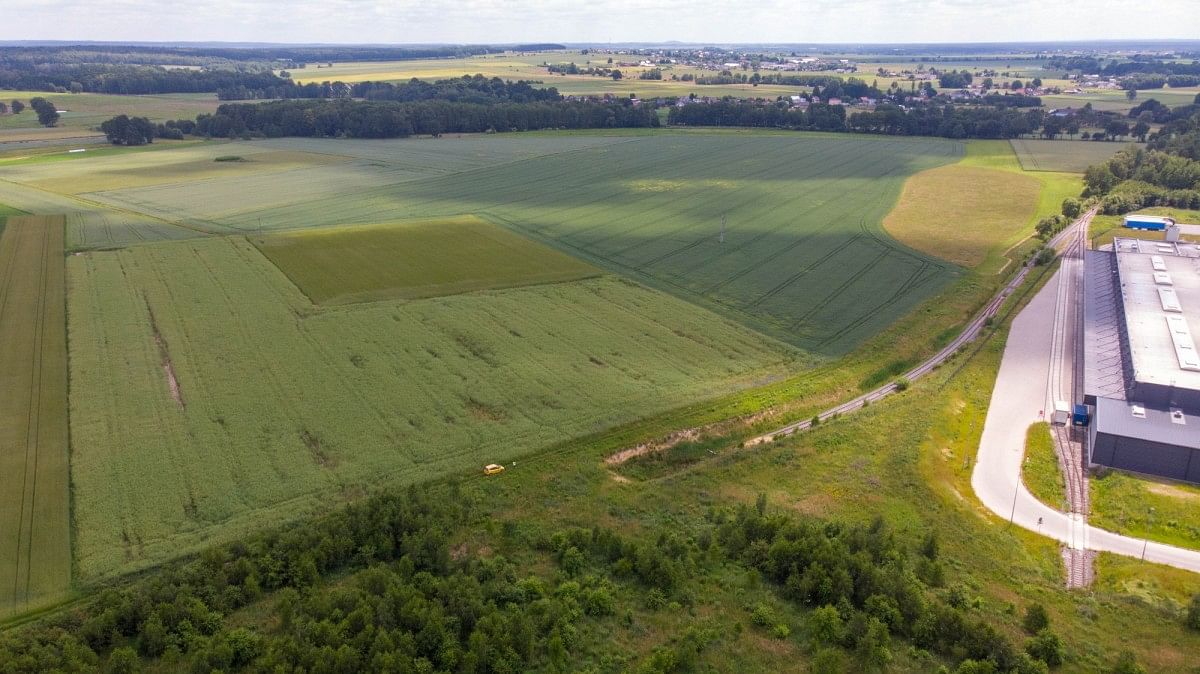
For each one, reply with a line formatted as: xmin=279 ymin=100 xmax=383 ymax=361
xmin=720 ymin=214 xmax=726 ymax=244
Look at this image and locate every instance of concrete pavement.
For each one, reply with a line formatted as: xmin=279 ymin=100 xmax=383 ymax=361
xmin=971 ymin=270 xmax=1200 ymax=574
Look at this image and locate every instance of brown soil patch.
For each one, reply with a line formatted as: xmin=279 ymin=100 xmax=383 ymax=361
xmin=144 ymin=297 xmax=184 ymax=408
xmin=1145 ymin=482 xmax=1200 ymax=501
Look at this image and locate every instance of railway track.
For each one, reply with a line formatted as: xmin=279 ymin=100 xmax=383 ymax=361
xmin=1046 ymin=209 xmax=1096 ymax=587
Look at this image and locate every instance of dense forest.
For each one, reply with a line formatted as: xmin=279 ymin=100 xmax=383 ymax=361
xmin=194 ymin=98 xmax=658 ymax=139
xmin=0 ymin=61 xmax=292 ymax=95
xmin=1 ymin=477 xmax=1144 ymax=673
xmin=1083 ymin=100 xmax=1200 ymax=213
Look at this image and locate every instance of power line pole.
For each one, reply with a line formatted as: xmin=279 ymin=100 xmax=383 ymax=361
xmin=720 ymin=214 xmax=726 ymax=244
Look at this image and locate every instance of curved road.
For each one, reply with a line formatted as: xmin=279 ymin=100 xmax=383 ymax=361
xmin=972 ymin=252 xmax=1200 ymax=574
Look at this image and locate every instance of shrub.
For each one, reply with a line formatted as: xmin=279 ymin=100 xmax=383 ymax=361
xmin=894 ymin=377 xmax=911 ymax=391
xmin=1022 ymin=604 xmax=1049 ymax=634
xmin=1024 ymin=628 xmax=1064 ymax=667
xmin=1186 ymin=593 xmax=1200 ymax=631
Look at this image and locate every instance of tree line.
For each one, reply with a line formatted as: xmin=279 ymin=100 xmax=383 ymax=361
xmin=1083 ymin=101 xmax=1200 ymax=213
xmin=668 ymin=100 xmax=1050 ymax=139
xmin=218 ymin=75 xmax=565 ymax=104
xmin=0 ymin=61 xmax=291 ymax=95
xmin=192 ymin=98 xmax=658 ymax=139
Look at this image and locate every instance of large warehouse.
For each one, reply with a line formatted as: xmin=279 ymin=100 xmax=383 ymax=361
xmin=1083 ymin=237 xmax=1200 ymax=483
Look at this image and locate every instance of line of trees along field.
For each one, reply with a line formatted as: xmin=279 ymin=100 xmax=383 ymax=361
xmin=668 ymin=100 xmax=1049 ymax=139
xmin=4 ymin=479 xmax=1170 ymax=673
xmin=193 ymin=98 xmax=658 ymax=138
xmin=217 ymin=75 xmax=566 ymax=103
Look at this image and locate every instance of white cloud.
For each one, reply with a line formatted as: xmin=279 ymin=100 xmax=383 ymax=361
xmin=2 ymin=0 xmax=1198 ymax=44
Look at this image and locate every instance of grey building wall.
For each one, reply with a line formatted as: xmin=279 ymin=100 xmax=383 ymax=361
xmin=1126 ymin=381 xmax=1200 ymax=413
xmin=1091 ymin=432 xmax=1200 ymax=483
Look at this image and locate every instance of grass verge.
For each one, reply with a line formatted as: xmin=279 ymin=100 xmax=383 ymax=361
xmin=1022 ymin=422 xmax=1067 ymax=511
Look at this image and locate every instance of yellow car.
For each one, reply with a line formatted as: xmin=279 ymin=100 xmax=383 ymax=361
xmin=483 ymin=463 xmax=505 ymax=476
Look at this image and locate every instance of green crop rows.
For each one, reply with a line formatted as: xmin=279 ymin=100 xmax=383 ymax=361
xmin=67 ymin=235 xmax=803 ymax=579
xmin=47 ymin=133 xmax=965 ymax=353
xmin=254 ymin=216 xmax=600 ymax=304
xmin=0 ymin=216 xmax=71 ymax=619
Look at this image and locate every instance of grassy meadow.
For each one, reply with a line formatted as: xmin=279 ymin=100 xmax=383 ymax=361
xmin=1022 ymin=422 xmax=1067 ymax=511
xmin=1090 ymin=471 xmax=1200 ymax=552
xmin=254 ymin=216 xmax=599 ymax=304
xmin=0 ymin=216 xmax=71 ymax=619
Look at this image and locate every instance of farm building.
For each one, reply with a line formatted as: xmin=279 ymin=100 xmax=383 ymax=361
xmin=1083 ymin=237 xmax=1200 ymax=483
xmin=1123 ymin=214 xmax=1175 ymax=231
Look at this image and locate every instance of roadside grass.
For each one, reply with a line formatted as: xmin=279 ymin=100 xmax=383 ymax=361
xmin=882 ymin=163 xmax=1041 ymax=268
xmin=1022 ymin=422 xmax=1067 ymax=511
xmin=252 ymin=216 xmax=599 ymax=304
xmin=0 ymin=216 xmax=71 ymax=619
xmin=1009 ymin=138 xmax=1137 ymax=173
xmin=1090 ymin=470 xmax=1200 ymax=552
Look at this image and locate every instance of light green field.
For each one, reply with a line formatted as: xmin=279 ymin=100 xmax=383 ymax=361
xmin=883 ymin=163 xmax=1041 ymax=268
xmin=66 ymin=234 xmax=803 ymax=579
xmin=0 ymin=91 xmax=221 ymax=134
xmin=6 ymin=132 xmax=968 ymax=354
xmin=1009 ymin=138 xmax=1137 ymax=173
xmin=0 ymin=216 xmax=71 ymax=619
xmin=254 ymin=216 xmax=600 ymax=304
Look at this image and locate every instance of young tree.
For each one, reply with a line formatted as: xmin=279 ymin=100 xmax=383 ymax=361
xmin=0 ymin=101 xmax=7 ymax=115
xmin=1132 ymin=121 xmax=1150 ymax=142
xmin=1062 ymin=198 xmax=1082 ymax=219
xmin=10 ymin=99 xmax=24 ymax=114
xmin=1125 ymin=88 xmax=1138 ymax=101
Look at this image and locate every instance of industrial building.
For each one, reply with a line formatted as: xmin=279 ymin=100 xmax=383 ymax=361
xmin=1083 ymin=237 xmax=1200 ymax=483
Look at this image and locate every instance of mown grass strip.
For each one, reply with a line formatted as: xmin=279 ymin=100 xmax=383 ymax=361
xmin=0 ymin=215 xmax=71 ymax=619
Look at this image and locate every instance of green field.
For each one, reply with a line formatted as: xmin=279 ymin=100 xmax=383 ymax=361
xmin=0 ymin=216 xmax=71 ymax=618
xmin=67 ymin=234 xmax=803 ymax=579
xmin=0 ymin=91 xmax=221 ymax=135
xmin=254 ymin=216 xmax=599 ymax=304
xmin=1009 ymin=138 xmax=1137 ymax=173
xmin=0 ymin=132 xmax=970 ymax=353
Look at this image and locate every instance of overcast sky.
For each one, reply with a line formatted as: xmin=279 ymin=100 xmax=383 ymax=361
xmin=4 ymin=0 xmax=1200 ymax=45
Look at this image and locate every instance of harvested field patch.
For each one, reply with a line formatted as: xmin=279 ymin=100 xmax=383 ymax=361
xmin=0 ymin=215 xmax=71 ymax=618
xmin=253 ymin=216 xmax=600 ymax=304
xmin=883 ymin=164 xmax=1041 ymax=268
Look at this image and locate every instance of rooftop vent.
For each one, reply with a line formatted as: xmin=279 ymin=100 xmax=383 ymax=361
xmin=1151 ymin=255 xmax=1167 ymax=271
xmin=1158 ymin=287 xmax=1183 ymax=313
xmin=1153 ymin=271 xmax=1173 ymax=285
xmin=1170 ymin=408 xmax=1186 ymax=425
xmin=1131 ymin=404 xmax=1146 ymax=418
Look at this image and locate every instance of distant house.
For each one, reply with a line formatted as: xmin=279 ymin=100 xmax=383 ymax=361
xmin=827 ymin=97 xmax=843 ymax=106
